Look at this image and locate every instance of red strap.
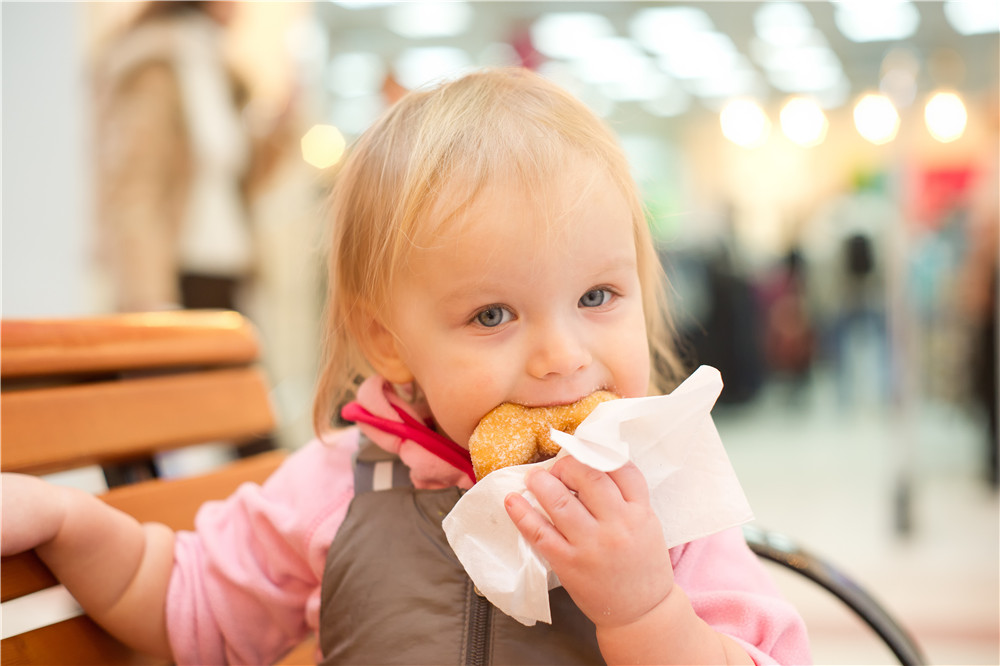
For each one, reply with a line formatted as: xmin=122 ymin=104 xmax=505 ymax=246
xmin=341 ymin=401 xmax=476 ymax=484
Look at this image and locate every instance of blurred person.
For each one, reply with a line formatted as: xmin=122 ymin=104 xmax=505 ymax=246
xmin=684 ymin=242 xmax=765 ymax=405
xmin=92 ymin=1 xmax=296 ymax=476
xmin=803 ymin=172 xmax=893 ymax=409
xmin=837 ymin=229 xmax=886 ymax=393
xmin=968 ymin=222 xmax=998 ymax=490
xmin=758 ymin=248 xmax=816 ymax=399
xmin=959 ymin=160 xmax=999 ymax=490
xmin=93 ymin=0 xmax=284 ymax=313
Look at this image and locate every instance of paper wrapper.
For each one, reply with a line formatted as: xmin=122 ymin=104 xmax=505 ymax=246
xmin=442 ymin=365 xmax=754 ymax=626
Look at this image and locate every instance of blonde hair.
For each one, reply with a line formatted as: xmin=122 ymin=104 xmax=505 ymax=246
xmin=313 ymin=67 xmax=686 ymax=435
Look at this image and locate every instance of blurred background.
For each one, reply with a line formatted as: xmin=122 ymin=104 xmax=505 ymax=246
xmin=2 ymin=1 xmax=997 ymax=663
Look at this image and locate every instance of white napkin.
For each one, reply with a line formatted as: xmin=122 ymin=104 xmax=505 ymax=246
xmin=442 ymin=365 xmax=754 ymax=626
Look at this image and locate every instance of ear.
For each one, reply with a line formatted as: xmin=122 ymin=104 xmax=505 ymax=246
xmin=359 ymin=316 xmax=414 ymax=385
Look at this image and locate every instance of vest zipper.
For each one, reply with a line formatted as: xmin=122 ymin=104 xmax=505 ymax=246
xmin=466 ymin=586 xmax=492 ymax=666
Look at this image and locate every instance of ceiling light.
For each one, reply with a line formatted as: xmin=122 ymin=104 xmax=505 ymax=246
xmin=768 ymin=67 xmax=847 ymax=96
xmin=631 ymin=7 xmax=765 ymax=103
xmin=658 ymin=31 xmax=741 ymax=80
xmin=752 ymin=25 xmax=830 ymax=63
xmin=532 ymin=13 xmax=615 ymax=60
xmin=853 ymin=94 xmax=899 ymax=144
xmin=943 ymin=0 xmax=1000 ymax=35
xmin=630 ymin=6 xmax=715 ymax=55
xmin=686 ymin=62 xmax=765 ymax=101
xmin=760 ymin=44 xmax=845 ymax=93
xmin=571 ymin=37 xmax=648 ymax=85
xmin=833 ymin=0 xmax=920 ymax=43
xmin=751 ymin=24 xmax=847 ymax=100
xmin=596 ymin=54 xmax=672 ymax=102
xmin=925 ymin=91 xmax=968 ymax=142
xmin=754 ymin=2 xmax=816 ymax=46
xmin=384 ymin=1 xmax=472 ymax=39
xmin=720 ymin=99 xmax=771 ymax=148
xmin=393 ymin=47 xmax=472 ymax=90
xmin=780 ymin=97 xmax=829 ymax=147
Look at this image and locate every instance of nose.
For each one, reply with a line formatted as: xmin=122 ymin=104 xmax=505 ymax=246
xmin=525 ymin=318 xmax=592 ymax=380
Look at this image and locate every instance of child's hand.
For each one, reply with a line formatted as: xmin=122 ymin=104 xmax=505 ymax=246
xmin=1 ymin=473 xmax=70 ymax=556
xmin=504 ymin=457 xmax=674 ymax=629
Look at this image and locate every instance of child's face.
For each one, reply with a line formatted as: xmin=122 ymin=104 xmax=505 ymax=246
xmin=383 ymin=160 xmax=651 ymax=448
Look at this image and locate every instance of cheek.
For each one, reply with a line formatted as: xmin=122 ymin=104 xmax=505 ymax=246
xmin=615 ymin=349 xmax=650 ymax=398
xmin=423 ymin=361 xmax=506 ymax=448
xmin=614 ymin=312 xmax=652 ymax=398
xmin=632 ymin=349 xmax=652 ymax=397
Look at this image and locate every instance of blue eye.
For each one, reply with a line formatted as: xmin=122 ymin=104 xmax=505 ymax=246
xmin=475 ymin=306 xmax=513 ymax=328
xmin=579 ymin=289 xmax=611 ymax=308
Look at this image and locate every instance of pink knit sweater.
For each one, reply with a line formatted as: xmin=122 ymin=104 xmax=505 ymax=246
xmin=166 ymin=378 xmax=811 ymax=664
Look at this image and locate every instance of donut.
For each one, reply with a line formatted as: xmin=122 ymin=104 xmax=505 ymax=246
xmin=468 ymin=391 xmax=619 ymax=480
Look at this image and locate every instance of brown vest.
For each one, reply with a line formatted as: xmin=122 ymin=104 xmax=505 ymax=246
xmin=319 ymin=441 xmax=603 ymax=665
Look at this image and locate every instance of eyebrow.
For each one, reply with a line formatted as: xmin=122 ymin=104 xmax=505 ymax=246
xmin=440 ymin=252 xmax=638 ymax=302
xmin=589 ymin=253 xmax=638 ymax=275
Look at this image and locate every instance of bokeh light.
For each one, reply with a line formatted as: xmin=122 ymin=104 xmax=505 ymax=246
xmin=779 ymin=97 xmax=829 ymax=147
xmin=924 ymin=91 xmax=968 ymax=143
xmin=720 ymin=99 xmax=771 ymax=148
xmin=300 ymin=124 xmax=346 ymax=169
xmin=853 ymin=93 xmax=900 ymax=144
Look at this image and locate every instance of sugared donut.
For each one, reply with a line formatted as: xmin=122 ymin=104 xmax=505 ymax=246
xmin=468 ymin=391 xmax=619 ymax=480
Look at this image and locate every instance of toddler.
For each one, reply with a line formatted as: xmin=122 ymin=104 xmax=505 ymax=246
xmin=2 ymin=68 xmax=810 ymax=665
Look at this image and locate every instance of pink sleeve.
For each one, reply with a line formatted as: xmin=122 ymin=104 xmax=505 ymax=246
xmin=671 ymin=527 xmax=812 ymax=665
xmin=166 ymin=431 xmax=359 ymax=665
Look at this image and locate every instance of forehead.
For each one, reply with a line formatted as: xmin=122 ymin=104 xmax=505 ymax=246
xmin=414 ymin=157 xmax=632 ymax=254
xmin=390 ymin=163 xmax=638 ymax=306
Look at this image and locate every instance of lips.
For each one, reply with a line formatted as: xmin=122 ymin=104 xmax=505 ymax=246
xmin=513 ymin=385 xmax=614 ymax=411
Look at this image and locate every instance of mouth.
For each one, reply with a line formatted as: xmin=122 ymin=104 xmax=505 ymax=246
xmin=518 ymin=387 xmax=612 ymax=410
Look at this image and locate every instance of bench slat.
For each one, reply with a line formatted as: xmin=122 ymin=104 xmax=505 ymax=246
xmin=1 ymin=311 xmax=259 ymax=379
xmin=1 ymin=616 xmax=166 ymax=665
xmin=1 ymin=368 xmax=275 ymax=475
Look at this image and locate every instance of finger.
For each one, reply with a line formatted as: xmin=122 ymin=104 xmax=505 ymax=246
xmin=503 ymin=491 xmax=571 ymax=562
xmin=547 ymin=456 xmax=624 ymax=522
xmin=606 ymin=461 xmax=650 ymax=505
xmin=523 ymin=468 xmax=596 ymax=543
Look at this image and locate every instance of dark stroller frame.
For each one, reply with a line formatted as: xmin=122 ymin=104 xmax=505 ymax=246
xmin=744 ymin=525 xmax=927 ymax=665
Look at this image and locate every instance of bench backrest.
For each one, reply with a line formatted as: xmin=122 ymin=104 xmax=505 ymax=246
xmin=1 ymin=310 xmax=287 ymax=665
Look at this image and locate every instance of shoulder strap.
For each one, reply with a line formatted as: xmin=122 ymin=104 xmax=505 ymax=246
xmin=353 ymin=435 xmax=414 ymax=493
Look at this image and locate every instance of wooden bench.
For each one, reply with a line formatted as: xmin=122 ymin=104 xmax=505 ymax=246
xmin=1 ymin=310 xmax=315 ymax=664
